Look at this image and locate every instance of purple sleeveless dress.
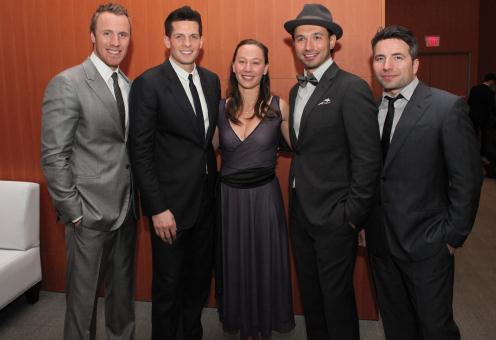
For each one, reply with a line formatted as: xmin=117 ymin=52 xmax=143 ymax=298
xmin=218 ymin=97 xmax=295 ymax=338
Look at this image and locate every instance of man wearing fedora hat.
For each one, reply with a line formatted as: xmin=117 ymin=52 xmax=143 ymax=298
xmin=284 ymin=4 xmax=381 ymax=339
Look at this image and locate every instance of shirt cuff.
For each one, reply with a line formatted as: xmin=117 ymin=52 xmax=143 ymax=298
xmin=71 ymin=216 xmax=82 ymax=224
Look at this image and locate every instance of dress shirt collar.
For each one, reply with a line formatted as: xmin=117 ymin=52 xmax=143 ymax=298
xmin=305 ymin=56 xmax=333 ymax=82
xmin=90 ymin=52 xmax=122 ymax=82
xmin=169 ymin=57 xmax=198 ymax=81
xmin=382 ymin=77 xmax=419 ymax=102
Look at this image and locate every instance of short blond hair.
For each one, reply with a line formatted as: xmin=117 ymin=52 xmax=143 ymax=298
xmin=90 ymin=3 xmax=130 ymax=34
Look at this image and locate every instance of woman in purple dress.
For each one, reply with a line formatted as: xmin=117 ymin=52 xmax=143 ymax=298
xmin=214 ymin=39 xmax=294 ymax=339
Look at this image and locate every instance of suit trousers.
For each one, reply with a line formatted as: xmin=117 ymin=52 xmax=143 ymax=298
xmin=290 ymin=190 xmax=359 ymax=340
xmin=64 ymin=212 xmax=137 ymax=340
xmin=150 ymin=183 xmax=214 ymax=340
xmin=370 ymin=247 xmax=460 ymax=340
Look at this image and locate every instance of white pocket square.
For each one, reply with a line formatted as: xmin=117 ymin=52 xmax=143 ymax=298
xmin=317 ymin=98 xmax=332 ymax=105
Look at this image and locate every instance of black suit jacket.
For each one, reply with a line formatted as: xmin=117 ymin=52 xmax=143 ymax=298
xmin=289 ymin=62 xmax=381 ymax=228
xmin=467 ymin=83 xmax=495 ymax=126
xmin=367 ymin=82 xmax=483 ymax=261
xmin=129 ymin=60 xmax=220 ymax=230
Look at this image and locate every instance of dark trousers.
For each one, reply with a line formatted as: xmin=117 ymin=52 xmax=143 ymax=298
xmin=64 ymin=213 xmax=137 ymax=340
xmin=150 ymin=187 xmax=214 ymax=340
xmin=470 ymin=114 xmax=489 ymax=157
xmin=370 ymin=247 xmax=460 ymax=340
xmin=290 ymin=191 xmax=359 ymax=340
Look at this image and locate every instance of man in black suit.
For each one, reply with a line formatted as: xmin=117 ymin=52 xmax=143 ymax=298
xmin=468 ymin=73 xmax=496 ymax=158
xmin=284 ymin=4 xmax=381 ymax=339
xmin=366 ymin=25 xmax=483 ymax=340
xmin=128 ymin=6 xmax=220 ymax=340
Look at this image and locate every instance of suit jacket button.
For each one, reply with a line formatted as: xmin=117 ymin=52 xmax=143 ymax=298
xmin=126 ymin=164 xmax=130 ymax=169
xmin=381 ymin=176 xmax=385 ymax=181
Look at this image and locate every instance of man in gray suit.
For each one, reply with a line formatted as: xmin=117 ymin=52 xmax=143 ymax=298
xmin=41 ymin=3 xmax=137 ymax=339
xmin=366 ymin=25 xmax=482 ymax=340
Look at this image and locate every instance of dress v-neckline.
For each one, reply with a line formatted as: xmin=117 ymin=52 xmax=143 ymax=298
xmin=224 ymin=96 xmax=275 ymax=143
xmin=229 ymin=118 xmax=263 ymax=143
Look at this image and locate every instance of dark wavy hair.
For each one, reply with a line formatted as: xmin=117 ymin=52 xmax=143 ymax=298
xmin=371 ymin=25 xmax=418 ymax=60
xmin=164 ymin=6 xmax=202 ymax=37
xmin=226 ymin=39 xmax=280 ymax=125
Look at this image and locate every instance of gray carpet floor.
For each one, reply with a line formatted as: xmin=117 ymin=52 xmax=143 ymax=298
xmin=1 ymin=179 xmax=495 ymax=340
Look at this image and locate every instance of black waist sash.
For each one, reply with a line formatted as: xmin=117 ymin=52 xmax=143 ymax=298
xmin=220 ymin=167 xmax=275 ymax=189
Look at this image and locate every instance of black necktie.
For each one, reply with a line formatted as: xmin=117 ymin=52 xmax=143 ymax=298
xmin=111 ymin=72 xmax=126 ymax=133
xmin=382 ymin=94 xmax=403 ymax=160
xmin=297 ymin=73 xmax=319 ymax=88
xmin=188 ymin=74 xmax=206 ymax=140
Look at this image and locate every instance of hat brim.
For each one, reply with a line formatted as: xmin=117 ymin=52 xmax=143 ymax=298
xmin=284 ymin=19 xmax=343 ymax=39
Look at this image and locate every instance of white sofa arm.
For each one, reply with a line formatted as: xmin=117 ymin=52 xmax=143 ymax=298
xmin=0 ymin=181 xmax=40 ymax=250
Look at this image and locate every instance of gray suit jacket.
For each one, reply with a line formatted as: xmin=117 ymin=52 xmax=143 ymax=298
xmin=366 ymin=82 xmax=483 ymax=261
xmin=288 ymin=63 xmax=381 ymax=228
xmin=41 ymin=58 xmax=136 ymax=231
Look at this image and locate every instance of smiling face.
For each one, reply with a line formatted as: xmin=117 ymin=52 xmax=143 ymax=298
xmin=91 ymin=12 xmax=131 ymax=70
xmin=232 ymin=44 xmax=269 ymax=91
xmin=373 ymin=38 xmax=419 ymax=96
xmin=293 ymin=25 xmax=335 ymax=72
xmin=164 ymin=20 xmax=203 ymax=73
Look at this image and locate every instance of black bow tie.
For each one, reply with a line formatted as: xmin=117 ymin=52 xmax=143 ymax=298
xmin=297 ymin=73 xmax=319 ymax=88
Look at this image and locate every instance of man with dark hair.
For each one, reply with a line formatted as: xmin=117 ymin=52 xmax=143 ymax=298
xmin=283 ymin=4 xmax=381 ymax=339
xmin=366 ymin=25 xmax=482 ymax=340
xmin=164 ymin=6 xmax=202 ymax=37
xmin=129 ymin=5 xmax=220 ymax=340
xmin=41 ymin=3 xmax=137 ymax=340
xmin=468 ymin=72 xmax=496 ymax=160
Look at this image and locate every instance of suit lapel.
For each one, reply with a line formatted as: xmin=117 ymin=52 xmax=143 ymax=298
xmin=198 ymin=67 xmax=215 ymax=147
xmin=383 ymin=82 xmax=431 ymax=170
xmin=289 ymin=84 xmax=299 ymax=148
xmin=162 ymin=61 xmax=204 ymax=144
xmin=298 ymin=63 xmax=339 ymax=139
xmin=119 ymin=69 xmax=131 ymax=86
xmin=83 ymin=59 xmax=124 ymax=138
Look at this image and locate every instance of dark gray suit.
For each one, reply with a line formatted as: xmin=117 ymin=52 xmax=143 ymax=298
xmin=289 ymin=62 xmax=381 ymax=340
xmin=367 ymin=82 xmax=483 ymax=340
xmin=41 ymin=58 xmax=138 ymax=340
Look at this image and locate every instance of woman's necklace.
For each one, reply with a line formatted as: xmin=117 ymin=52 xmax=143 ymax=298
xmin=241 ymin=105 xmax=255 ymax=117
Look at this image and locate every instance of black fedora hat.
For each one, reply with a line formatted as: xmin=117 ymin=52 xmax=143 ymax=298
xmin=284 ymin=3 xmax=343 ymax=39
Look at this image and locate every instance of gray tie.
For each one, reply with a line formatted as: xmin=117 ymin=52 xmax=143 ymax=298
xmin=111 ymin=72 xmax=125 ymax=133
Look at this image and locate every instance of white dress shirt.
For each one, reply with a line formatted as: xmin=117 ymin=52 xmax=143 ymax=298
xmin=293 ymin=57 xmax=334 ymax=138
xmin=169 ymin=58 xmax=210 ymax=137
xmin=378 ymin=77 xmax=419 ymax=141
